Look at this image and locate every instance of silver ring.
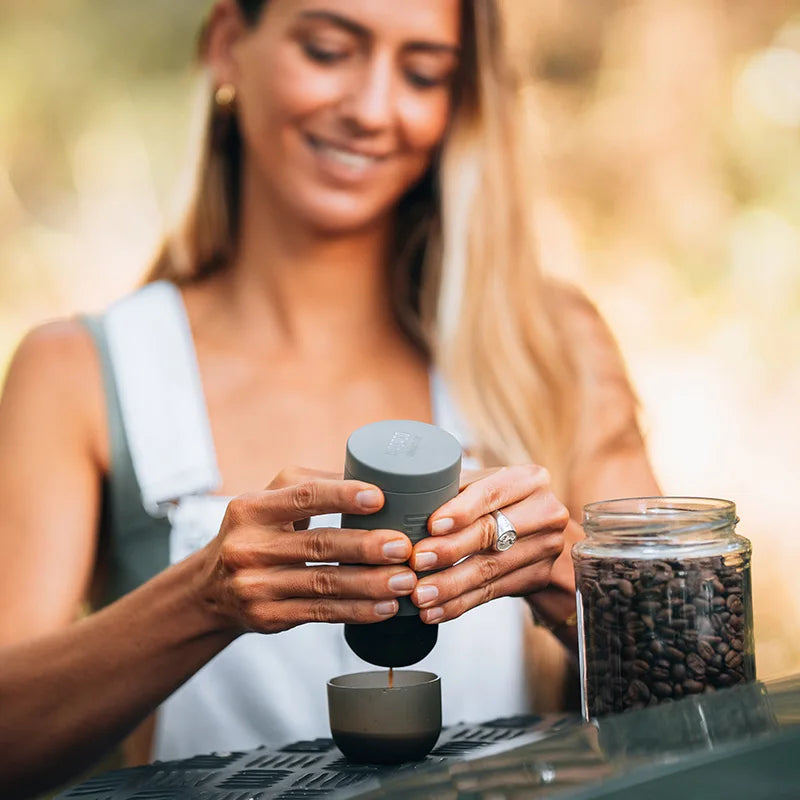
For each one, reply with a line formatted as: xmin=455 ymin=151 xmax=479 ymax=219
xmin=491 ymin=509 xmax=517 ymax=552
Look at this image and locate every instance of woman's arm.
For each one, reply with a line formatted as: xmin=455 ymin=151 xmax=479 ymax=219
xmin=0 ymin=553 xmax=237 ymax=799
xmin=0 ymin=323 xmax=105 ymax=645
xmin=525 ymin=287 xmax=661 ymax=646
xmin=403 ymin=288 xmax=661 ymax=652
xmin=0 ymin=323 xmax=234 ymax=796
xmin=0 ymin=324 xmax=418 ymax=798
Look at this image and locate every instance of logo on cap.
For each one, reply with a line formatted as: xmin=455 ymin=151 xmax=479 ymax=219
xmin=385 ymin=431 xmax=421 ymax=457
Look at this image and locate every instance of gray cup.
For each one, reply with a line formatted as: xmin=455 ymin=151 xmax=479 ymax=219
xmin=327 ymin=670 xmax=442 ymax=764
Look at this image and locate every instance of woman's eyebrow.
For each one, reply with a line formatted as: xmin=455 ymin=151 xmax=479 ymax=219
xmin=404 ymin=42 xmax=461 ymax=56
xmin=298 ymin=10 xmax=370 ymax=38
xmin=297 ymin=10 xmax=460 ymax=55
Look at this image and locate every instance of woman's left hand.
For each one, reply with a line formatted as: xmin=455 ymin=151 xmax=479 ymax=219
xmin=410 ymin=465 xmax=569 ymax=624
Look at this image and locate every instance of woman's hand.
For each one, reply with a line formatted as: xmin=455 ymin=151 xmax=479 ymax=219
xmin=197 ymin=467 xmax=417 ymax=635
xmin=409 ymin=465 xmax=569 ymax=624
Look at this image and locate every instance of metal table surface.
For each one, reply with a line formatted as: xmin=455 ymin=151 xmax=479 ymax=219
xmin=58 ymin=675 xmax=800 ymax=800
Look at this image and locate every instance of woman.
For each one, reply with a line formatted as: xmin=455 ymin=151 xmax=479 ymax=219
xmin=0 ymin=0 xmax=660 ymax=795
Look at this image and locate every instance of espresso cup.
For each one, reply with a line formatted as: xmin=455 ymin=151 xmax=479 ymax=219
xmin=327 ymin=670 xmax=442 ymax=764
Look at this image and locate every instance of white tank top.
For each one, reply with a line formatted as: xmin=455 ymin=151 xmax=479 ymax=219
xmin=102 ymin=282 xmax=529 ymax=761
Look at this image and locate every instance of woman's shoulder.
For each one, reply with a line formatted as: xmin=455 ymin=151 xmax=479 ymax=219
xmin=546 ymin=280 xmax=624 ymax=367
xmin=10 ymin=318 xmax=99 ymax=385
xmin=3 ymin=318 xmax=108 ymax=468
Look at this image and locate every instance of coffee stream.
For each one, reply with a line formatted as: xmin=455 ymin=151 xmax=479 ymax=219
xmin=388 ymin=668 xmax=394 ymax=689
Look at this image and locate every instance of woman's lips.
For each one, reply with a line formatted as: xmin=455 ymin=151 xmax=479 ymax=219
xmin=305 ymin=133 xmax=390 ymax=182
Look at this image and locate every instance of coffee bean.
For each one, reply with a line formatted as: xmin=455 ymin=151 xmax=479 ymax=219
xmin=651 ymin=666 xmax=670 ymax=680
xmin=576 ymin=552 xmax=754 ymax=718
xmin=652 ymin=682 xmax=672 ymax=698
xmin=627 ymin=621 xmax=645 ymax=635
xmin=694 ymin=597 xmax=710 ymax=614
xmin=687 ymin=653 xmax=706 ymax=676
xmin=628 ymin=679 xmax=650 ymax=701
xmin=665 ymin=646 xmax=685 ymax=662
xmin=649 ymin=640 xmax=665 ymax=656
xmin=726 ymin=595 xmax=743 ymax=614
xmin=725 ymin=650 xmax=744 ymax=669
xmin=698 ymin=640 xmax=715 ymax=661
xmin=618 ymin=579 xmax=635 ymax=598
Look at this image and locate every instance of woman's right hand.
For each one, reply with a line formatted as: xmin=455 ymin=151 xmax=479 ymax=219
xmin=196 ymin=467 xmax=417 ymax=635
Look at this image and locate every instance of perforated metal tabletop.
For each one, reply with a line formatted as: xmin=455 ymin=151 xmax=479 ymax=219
xmin=57 ymin=676 xmax=800 ymax=800
xmin=57 ymin=714 xmax=572 ymax=800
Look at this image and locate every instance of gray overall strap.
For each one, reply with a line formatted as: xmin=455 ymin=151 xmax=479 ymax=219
xmin=102 ymin=281 xmax=221 ymax=516
xmin=81 ymin=313 xmax=170 ymax=603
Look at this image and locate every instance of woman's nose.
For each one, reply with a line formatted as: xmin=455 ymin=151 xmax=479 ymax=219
xmin=340 ymin=55 xmax=396 ymax=133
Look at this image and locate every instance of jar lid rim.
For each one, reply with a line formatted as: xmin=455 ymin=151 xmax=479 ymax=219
xmin=582 ymin=496 xmax=737 ymax=536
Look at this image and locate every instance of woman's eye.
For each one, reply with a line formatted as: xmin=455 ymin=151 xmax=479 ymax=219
xmin=405 ymin=71 xmax=449 ymax=90
xmin=304 ymin=42 xmax=348 ymax=64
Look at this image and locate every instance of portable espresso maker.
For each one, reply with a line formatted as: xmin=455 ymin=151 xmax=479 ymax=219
xmin=341 ymin=419 xmax=462 ymax=667
xmin=328 ymin=419 xmax=461 ymax=763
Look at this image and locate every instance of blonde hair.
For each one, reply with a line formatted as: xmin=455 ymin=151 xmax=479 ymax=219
xmin=146 ymin=0 xmax=578 ymax=494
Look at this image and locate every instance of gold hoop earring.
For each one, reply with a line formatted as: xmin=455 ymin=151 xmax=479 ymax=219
xmin=214 ymin=83 xmax=237 ymax=111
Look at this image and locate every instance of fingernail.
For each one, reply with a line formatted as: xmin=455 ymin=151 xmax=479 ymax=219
xmin=375 ymin=600 xmax=398 ymax=616
xmin=388 ymin=573 xmax=415 ymax=592
xmin=383 ymin=540 xmax=409 ymax=560
xmin=414 ymin=551 xmax=437 ymax=570
xmin=431 ymin=517 xmax=454 ymax=534
xmin=423 ymin=607 xmax=444 ymax=623
xmin=415 ymin=585 xmax=439 ymax=605
xmin=356 ymin=490 xmax=382 ymax=508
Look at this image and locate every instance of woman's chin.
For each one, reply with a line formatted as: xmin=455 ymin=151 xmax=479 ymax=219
xmin=291 ymin=196 xmax=397 ymax=237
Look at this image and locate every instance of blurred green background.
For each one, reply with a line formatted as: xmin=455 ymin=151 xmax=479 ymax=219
xmin=1 ymin=0 xmax=799 ymax=690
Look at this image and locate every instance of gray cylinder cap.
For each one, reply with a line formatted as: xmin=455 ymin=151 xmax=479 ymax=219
xmin=344 ymin=420 xmax=462 ymax=494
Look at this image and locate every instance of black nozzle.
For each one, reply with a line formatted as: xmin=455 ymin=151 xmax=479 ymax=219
xmin=345 ymin=617 xmax=438 ymax=668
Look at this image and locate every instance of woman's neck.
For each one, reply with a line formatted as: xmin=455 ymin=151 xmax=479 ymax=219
xmin=217 ymin=172 xmax=405 ymax=361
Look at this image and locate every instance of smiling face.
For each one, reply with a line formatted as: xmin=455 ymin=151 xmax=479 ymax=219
xmin=211 ymin=0 xmax=462 ymax=234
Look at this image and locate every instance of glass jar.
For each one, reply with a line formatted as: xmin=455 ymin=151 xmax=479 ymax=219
xmin=573 ymin=497 xmax=755 ymax=720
